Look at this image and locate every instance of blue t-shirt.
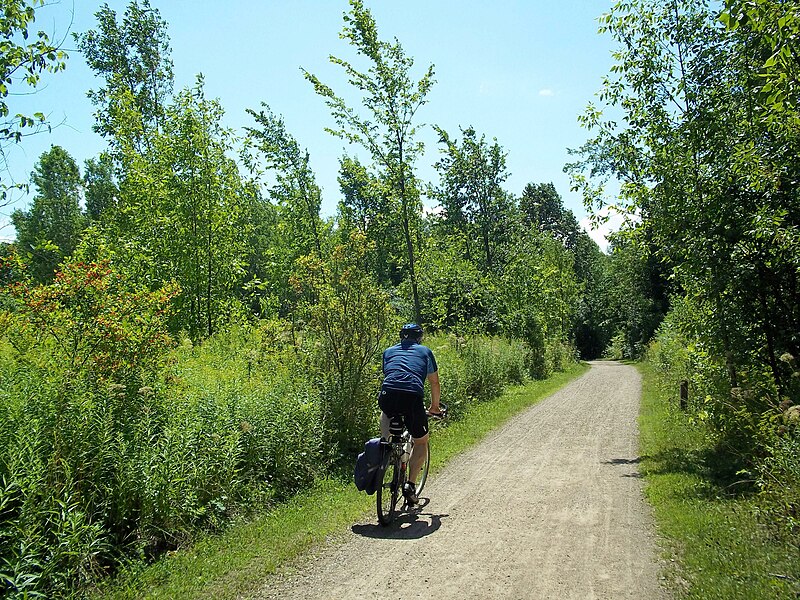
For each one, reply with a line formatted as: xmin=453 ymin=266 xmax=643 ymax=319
xmin=381 ymin=341 xmax=438 ymax=395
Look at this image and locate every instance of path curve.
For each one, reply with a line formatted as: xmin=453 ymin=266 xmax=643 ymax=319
xmin=255 ymin=361 xmax=668 ymax=600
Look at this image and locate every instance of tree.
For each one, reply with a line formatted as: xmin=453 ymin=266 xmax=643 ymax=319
xmin=567 ymin=0 xmax=800 ymax=432
xmin=291 ymin=231 xmax=394 ymax=450
xmin=337 ymin=155 xmax=404 ymax=286
xmin=1 ymin=0 xmax=68 ymax=203
xmin=76 ymin=0 xmax=173 ymax=153
xmin=244 ymin=105 xmax=326 ymax=263
xmin=151 ymin=80 xmax=248 ymax=338
xmin=304 ymin=0 xmax=435 ymax=324
xmin=83 ymin=153 xmax=118 ymax=222
xmin=500 ymin=231 xmax=579 ymax=378
xmin=520 ymin=182 xmax=580 ymax=249
xmin=432 ymin=126 xmax=513 ymax=272
xmin=721 ymin=0 xmax=800 ymax=122
xmin=11 ymin=146 xmax=84 ymax=282
xmin=571 ymin=230 xmax=613 ymax=359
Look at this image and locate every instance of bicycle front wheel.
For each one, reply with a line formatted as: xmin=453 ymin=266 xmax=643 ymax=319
xmin=376 ymin=454 xmax=399 ymax=526
xmin=414 ymin=444 xmax=431 ymax=497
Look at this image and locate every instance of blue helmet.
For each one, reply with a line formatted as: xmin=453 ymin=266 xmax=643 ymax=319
xmin=399 ymin=323 xmax=424 ymax=340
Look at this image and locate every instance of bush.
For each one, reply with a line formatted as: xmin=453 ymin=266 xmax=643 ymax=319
xmin=757 ymin=432 xmax=800 ymax=543
xmin=291 ymin=233 xmax=395 ymax=454
xmin=426 ymin=333 xmax=533 ymax=421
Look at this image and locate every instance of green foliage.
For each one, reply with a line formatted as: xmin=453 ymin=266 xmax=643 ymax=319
xmin=93 ymin=77 xmax=250 ymax=339
xmin=638 ymin=361 xmax=800 ymax=599
xmin=9 ymin=258 xmax=176 ymax=384
xmin=722 ymin=0 xmax=800 ymax=125
xmin=757 ymin=432 xmax=800 ymax=543
xmin=291 ymin=231 xmax=394 ymax=453
xmin=425 ymin=334 xmax=532 ymax=419
xmin=520 ymin=182 xmax=580 ymax=249
xmin=76 ymin=0 xmax=173 ymax=148
xmin=336 ymin=155 xmax=404 ymax=287
xmin=572 ymin=231 xmax=612 ymax=359
xmin=499 ymin=232 xmax=579 ymax=378
xmin=571 ymin=0 xmax=799 ymax=383
xmin=0 ymin=258 xmax=179 ymax=597
xmin=1 ymin=0 xmax=68 ymax=201
xmin=303 ymin=0 xmax=435 ymax=323
xmin=0 ymin=304 xmax=324 ymax=597
xmin=244 ymin=104 xmax=327 ymax=262
xmin=647 ymin=296 xmax=800 ymax=548
xmin=432 ymin=126 xmax=513 ymax=272
xmin=11 ymin=146 xmax=85 ymax=282
xmin=414 ymin=240 xmax=499 ymax=332
xmin=84 ymin=153 xmax=118 ymax=222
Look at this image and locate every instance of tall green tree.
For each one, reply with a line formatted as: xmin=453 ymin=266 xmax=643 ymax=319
xmin=304 ymin=0 xmax=435 ymax=324
xmin=11 ymin=146 xmax=84 ymax=282
xmin=520 ymin=182 xmax=580 ymax=249
xmin=568 ymin=0 xmax=800 ymax=408
xmin=244 ymin=105 xmax=326 ymax=263
xmin=500 ymin=231 xmax=579 ymax=378
xmin=432 ymin=126 xmax=513 ymax=272
xmin=153 ymin=80 xmax=248 ymax=338
xmin=571 ymin=230 xmax=613 ymax=359
xmin=76 ymin=0 xmax=173 ymax=153
xmin=83 ymin=153 xmax=117 ymax=222
xmin=337 ymin=155 xmax=403 ymax=286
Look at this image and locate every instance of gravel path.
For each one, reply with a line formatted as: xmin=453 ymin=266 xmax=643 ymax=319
xmin=254 ymin=361 xmax=669 ymax=600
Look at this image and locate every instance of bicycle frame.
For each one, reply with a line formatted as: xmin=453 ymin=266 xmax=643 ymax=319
xmin=375 ymin=405 xmax=444 ymax=526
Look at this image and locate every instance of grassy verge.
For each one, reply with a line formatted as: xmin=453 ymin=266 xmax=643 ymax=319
xmin=95 ymin=363 xmax=589 ymax=600
xmin=637 ymin=362 xmax=800 ymax=599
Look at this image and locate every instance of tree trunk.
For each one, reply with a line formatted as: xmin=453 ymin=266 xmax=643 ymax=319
xmin=397 ymin=143 xmax=421 ymax=324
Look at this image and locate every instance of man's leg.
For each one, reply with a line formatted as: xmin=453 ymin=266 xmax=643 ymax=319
xmin=408 ymin=433 xmax=429 ymax=484
xmin=380 ymin=411 xmax=391 ymax=440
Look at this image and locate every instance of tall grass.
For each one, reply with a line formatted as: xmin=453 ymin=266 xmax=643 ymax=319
xmin=0 ymin=316 xmax=561 ymax=598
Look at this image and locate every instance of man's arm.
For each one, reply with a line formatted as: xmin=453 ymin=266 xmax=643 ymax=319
xmin=427 ymin=371 xmax=441 ymax=413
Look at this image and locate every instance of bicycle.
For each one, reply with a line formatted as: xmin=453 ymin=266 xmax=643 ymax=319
xmin=376 ymin=404 xmax=447 ymax=526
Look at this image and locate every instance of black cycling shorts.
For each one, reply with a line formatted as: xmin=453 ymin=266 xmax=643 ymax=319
xmin=379 ymin=387 xmax=429 ymax=439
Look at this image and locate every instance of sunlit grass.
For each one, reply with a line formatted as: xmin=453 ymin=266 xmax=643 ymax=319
xmin=638 ymin=362 xmax=800 ymax=599
xmin=96 ymin=363 xmax=588 ymax=600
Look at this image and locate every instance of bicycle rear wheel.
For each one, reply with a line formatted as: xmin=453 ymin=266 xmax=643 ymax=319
xmin=376 ymin=453 xmax=399 ymax=526
xmin=414 ymin=444 xmax=431 ymax=496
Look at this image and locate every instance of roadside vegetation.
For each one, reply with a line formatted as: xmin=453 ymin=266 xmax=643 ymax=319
xmin=2 ymin=0 xmax=799 ymax=597
xmin=91 ymin=365 xmax=587 ymax=600
xmin=639 ymin=359 xmax=800 ymax=599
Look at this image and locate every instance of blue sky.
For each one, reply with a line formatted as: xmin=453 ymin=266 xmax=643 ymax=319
xmin=2 ymin=0 xmax=622 ymax=247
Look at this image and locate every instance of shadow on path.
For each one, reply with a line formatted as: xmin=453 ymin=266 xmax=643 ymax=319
xmin=351 ymin=498 xmax=448 ymax=540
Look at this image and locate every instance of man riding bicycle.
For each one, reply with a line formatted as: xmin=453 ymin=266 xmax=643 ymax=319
xmin=379 ymin=323 xmax=441 ymax=505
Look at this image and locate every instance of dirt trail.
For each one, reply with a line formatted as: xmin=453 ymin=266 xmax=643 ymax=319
xmin=255 ymin=361 xmax=668 ymax=600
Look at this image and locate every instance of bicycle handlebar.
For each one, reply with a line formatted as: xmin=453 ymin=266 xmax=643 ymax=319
xmin=427 ymin=402 xmax=448 ymax=420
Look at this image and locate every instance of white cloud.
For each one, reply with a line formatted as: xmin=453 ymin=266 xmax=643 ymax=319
xmin=422 ymin=202 xmax=443 ymax=217
xmin=579 ymin=207 xmax=626 ymax=253
xmin=538 ymin=88 xmax=555 ymax=97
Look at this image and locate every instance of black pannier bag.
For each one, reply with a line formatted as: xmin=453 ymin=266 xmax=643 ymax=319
xmin=354 ymin=437 xmax=383 ymax=495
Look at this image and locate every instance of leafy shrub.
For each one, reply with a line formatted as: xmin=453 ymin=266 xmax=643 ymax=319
xmin=413 ymin=244 xmax=500 ymax=332
xmin=426 ymin=333 xmax=534 ymax=421
xmin=291 ymin=232 xmax=394 ymax=454
xmin=756 ymin=431 xmax=800 ymax=543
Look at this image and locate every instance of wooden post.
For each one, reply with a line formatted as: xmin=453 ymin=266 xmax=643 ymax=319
xmin=680 ymin=380 xmax=688 ymax=411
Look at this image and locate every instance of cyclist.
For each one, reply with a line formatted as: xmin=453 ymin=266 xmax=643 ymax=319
xmin=379 ymin=323 xmax=441 ymax=505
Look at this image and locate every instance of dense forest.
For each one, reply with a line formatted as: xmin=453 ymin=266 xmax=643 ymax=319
xmin=0 ymin=0 xmax=798 ymax=597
